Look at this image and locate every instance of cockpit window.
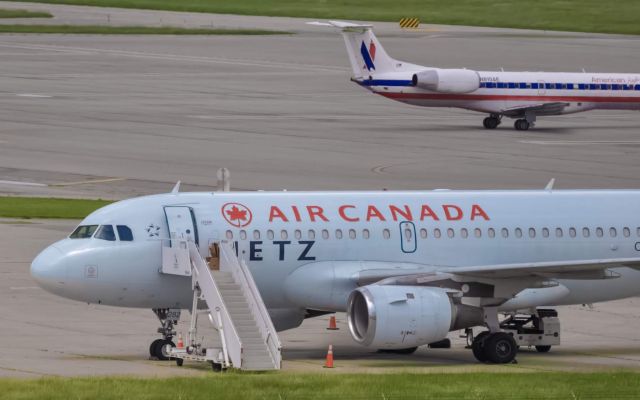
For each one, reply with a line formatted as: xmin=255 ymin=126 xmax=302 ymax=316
xmin=69 ymin=225 xmax=98 ymax=239
xmin=95 ymin=225 xmax=116 ymax=241
xmin=117 ymin=225 xmax=134 ymax=241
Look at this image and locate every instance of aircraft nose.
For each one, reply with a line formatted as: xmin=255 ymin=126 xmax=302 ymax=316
xmin=31 ymin=245 xmax=66 ymax=291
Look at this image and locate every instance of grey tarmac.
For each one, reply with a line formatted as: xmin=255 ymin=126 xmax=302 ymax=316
xmin=0 ymin=5 xmax=640 ymax=376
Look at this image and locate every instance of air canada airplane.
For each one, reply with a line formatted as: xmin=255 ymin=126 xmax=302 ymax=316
xmin=31 ymin=187 xmax=640 ymax=364
xmin=310 ymin=21 xmax=640 ymax=130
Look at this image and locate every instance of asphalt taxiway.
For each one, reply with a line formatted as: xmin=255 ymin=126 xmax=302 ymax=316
xmin=1 ymin=3 xmax=640 ymax=377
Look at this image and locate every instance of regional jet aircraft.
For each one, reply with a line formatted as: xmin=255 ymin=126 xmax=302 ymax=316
xmin=310 ymin=21 xmax=640 ymax=130
xmin=31 ymin=187 xmax=640 ymax=364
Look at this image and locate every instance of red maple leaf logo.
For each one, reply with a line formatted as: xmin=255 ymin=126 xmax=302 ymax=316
xmin=221 ymin=203 xmax=252 ymax=227
xmin=226 ymin=206 xmax=247 ymax=222
xmin=369 ymin=40 xmax=376 ymax=61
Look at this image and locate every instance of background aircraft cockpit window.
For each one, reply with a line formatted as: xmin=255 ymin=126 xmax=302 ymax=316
xmin=69 ymin=225 xmax=98 ymax=239
xmin=95 ymin=225 xmax=116 ymax=241
xmin=116 ymin=225 xmax=133 ymax=241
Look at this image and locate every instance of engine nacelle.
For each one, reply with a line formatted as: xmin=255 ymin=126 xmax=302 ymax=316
xmin=411 ymin=69 xmax=480 ymax=93
xmin=347 ymin=285 xmax=449 ymax=349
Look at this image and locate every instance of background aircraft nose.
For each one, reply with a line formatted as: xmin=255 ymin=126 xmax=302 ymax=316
xmin=31 ymin=245 xmax=66 ymax=290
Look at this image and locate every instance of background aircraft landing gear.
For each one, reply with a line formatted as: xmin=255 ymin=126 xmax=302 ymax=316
xmin=483 ymin=114 xmax=501 ymax=129
xmin=150 ymin=308 xmax=181 ymax=360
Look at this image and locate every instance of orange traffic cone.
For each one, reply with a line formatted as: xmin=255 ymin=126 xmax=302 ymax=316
xmin=323 ymin=345 xmax=334 ymax=368
xmin=327 ymin=315 xmax=339 ymax=330
xmin=177 ymin=333 xmax=184 ymax=349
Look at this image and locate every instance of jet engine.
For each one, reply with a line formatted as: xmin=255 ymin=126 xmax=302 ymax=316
xmin=347 ymin=285 xmax=482 ymax=349
xmin=411 ymin=69 xmax=480 ymax=93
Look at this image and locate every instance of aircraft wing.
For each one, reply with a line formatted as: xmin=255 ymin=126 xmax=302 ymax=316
xmin=501 ymin=102 xmax=570 ymax=117
xmin=436 ymin=258 xmax=640 ymax=279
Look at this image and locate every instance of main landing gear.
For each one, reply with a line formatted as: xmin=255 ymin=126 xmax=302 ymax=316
xmin=149 ymin=308 xmax=181 ymax=361
xmin=471 ymin=331 xmax=518 ymax=364
xmin=482 ymin=114 xmax=501 ymax=129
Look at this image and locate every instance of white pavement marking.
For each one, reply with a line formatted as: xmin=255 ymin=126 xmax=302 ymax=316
xmin=0 ymin=42 xmax=348 ymax=73
xmin=521 ymin=140 xmax=640 ymax=145
xmin=0 ymin=180 xmax=47 ymax=187
xmin=9 ymin=286 xmax=39 ymax=291
xmin=15 ymin=93 xmax=52 ymax=98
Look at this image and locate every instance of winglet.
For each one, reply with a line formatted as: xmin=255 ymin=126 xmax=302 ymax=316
xmin=171 ymin=181 xmax=181 ymax=194
xmin=545 ymin=178 xmax=555 ymax=191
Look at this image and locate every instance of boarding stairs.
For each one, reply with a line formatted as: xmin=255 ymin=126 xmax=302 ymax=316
xmin=161 ymin=239 xmax=281 ymax=371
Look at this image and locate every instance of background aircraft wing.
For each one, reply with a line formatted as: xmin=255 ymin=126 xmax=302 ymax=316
xmin=501 ymin=102 xmax=570 ymax=117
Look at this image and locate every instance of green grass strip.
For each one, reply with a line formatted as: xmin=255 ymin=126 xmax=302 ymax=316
xmin=0 ymin=24 xmax=290 ymax=34
xmin=0 ymin=8 xmax=52 ymax=18
xmin=0 ymin=372 xmax=639 ymax=399
xmin=0 ymin=196 xmax=112 ymax=219
xmin=7 ymin=0 xmax=640 ymax=35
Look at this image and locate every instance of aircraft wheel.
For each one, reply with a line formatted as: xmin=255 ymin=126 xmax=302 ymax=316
xmin=471 ymin=331 xmax=491 ymax=362
xmin=535 ymin=345 xmax=552 ymax=353
xmin=484 ymin=332 xmax=517 ymax=364
xmin=483 ymin=117 xmax=499 ymax=129
xmin=514 ymin=119 xmax=530 ymax=131
xmin=153 ymin=338 xmax=175 ymax=361
xmin=149 ymin=339 xmax=163 ymax=358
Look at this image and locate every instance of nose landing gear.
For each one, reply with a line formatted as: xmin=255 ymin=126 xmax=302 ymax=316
xmin=150 ymin=308 xmax=181 ymax=360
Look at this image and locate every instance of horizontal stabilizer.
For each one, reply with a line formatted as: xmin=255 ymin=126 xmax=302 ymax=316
xmin=307 ymin=20 xmax=373 ymax=31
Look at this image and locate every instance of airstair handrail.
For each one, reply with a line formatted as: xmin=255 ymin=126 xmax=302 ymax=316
xmin=187 ymin=241 xmax=243 ymax=368
xmin=219 ymin=242 xmax=282 ymax=368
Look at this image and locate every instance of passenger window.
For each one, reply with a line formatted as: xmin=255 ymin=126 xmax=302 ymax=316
xmin=461 ymin=228 xmax=468 ymax=238
xmin=474 ymin=228 xmax=482 ymax=238
xmin=70 ymin=225 xmax=98 ymax=239
xmin=433 ymin=228 xmax=441 ymax=239
xmin=623 ymin=227 xmax=631 ymax=237
xmin=383 ymin=229 xmax=391 ymax=239
xmin=362 ymin=229 xmax=370 ymax=239
xmin=488 ymin=228 xmax=495 ymax=238
xmin=253 ymin=230 xmax=261 ymax=240
xmin=529 ymin=228 xmax=536 ymax=238
xmin=637 ymin=227 xmax=640 ymax=237
xmin=596 ymin=227 xmax=604 ymax=237
xmin=294 ymin=230 xmax=302 ymax=240
xmin=569 ymin=228 xmax=576 ymax=238
xmin=308 ymin=230 xmax=315 ymax=240
xmin=447 ymin=228 xmax=454 ymax=238
xmin=542 ymin=227 xmax=549 ymax=238
xmin=267 ymin=230 xmax=274 ymax=240
xmin=349 ymin=229 xmax=357 ymax=239
xmin=226 ymin=230 xmax=234 ymax=240
xmin=501 ymin=228 xmax=509 ymax=238
xmin=420 ymin=228 xmax=428 ymax=239
xmin=556 ymin=228 xmax=563 ymax=238
xmin=95 ymin=225 xmax=116 ymax=241
xmin=281 ymin=230 xmax=288 ymax=240
xmin=610 ymin=227 xmax=617 ymax=237
xmin=335 ymin=229 xmax=343 ymax=239
xmin=582 ymin=227 xmax=590 ymax=238
xmin=116 ymin=225 xmax=133 ymax=241
xmin=239 ymin=230 xmax=247 ymax=240
xmin=322 ymin=229 xmax=329 ymax=240
xmin=515 ymin=228 xmax=522 ymax=238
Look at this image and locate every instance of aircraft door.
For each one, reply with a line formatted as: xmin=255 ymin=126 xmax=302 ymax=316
xmin=399 ymin=221 xmax=417 ymax=253
xmin=164 ymin=206 xmax=199 ymax=246
xmin=538 ymin=80 xmax=546 ymax=95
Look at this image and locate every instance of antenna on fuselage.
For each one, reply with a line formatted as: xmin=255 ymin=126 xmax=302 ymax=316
xmin=545 ymin=178 xmax=555 ymax=191
xmin=217 ymin=167 xmax=230 ymax=192
xmin=171 ymin=181 xmax=181 ymax=194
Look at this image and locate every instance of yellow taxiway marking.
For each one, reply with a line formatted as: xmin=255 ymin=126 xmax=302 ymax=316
xmin=49 ymin=177 xmax=126 ymax=187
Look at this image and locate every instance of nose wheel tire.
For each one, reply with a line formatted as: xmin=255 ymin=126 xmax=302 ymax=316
xmin=472 ymin=331 xmax=517 ymax=364
xmin=151 ymin=338 xmax=175 ymax=361
xmin=483 ymin=117 xmax=500 ymax=129
xmin=514 ymin=119 xmax=530 ymax=131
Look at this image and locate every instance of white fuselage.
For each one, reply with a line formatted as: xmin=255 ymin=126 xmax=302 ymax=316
xmin=31 ymin=190 xmax=640 ymax=331
xmin=360 ymin=71 xmax=640 ymax=115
